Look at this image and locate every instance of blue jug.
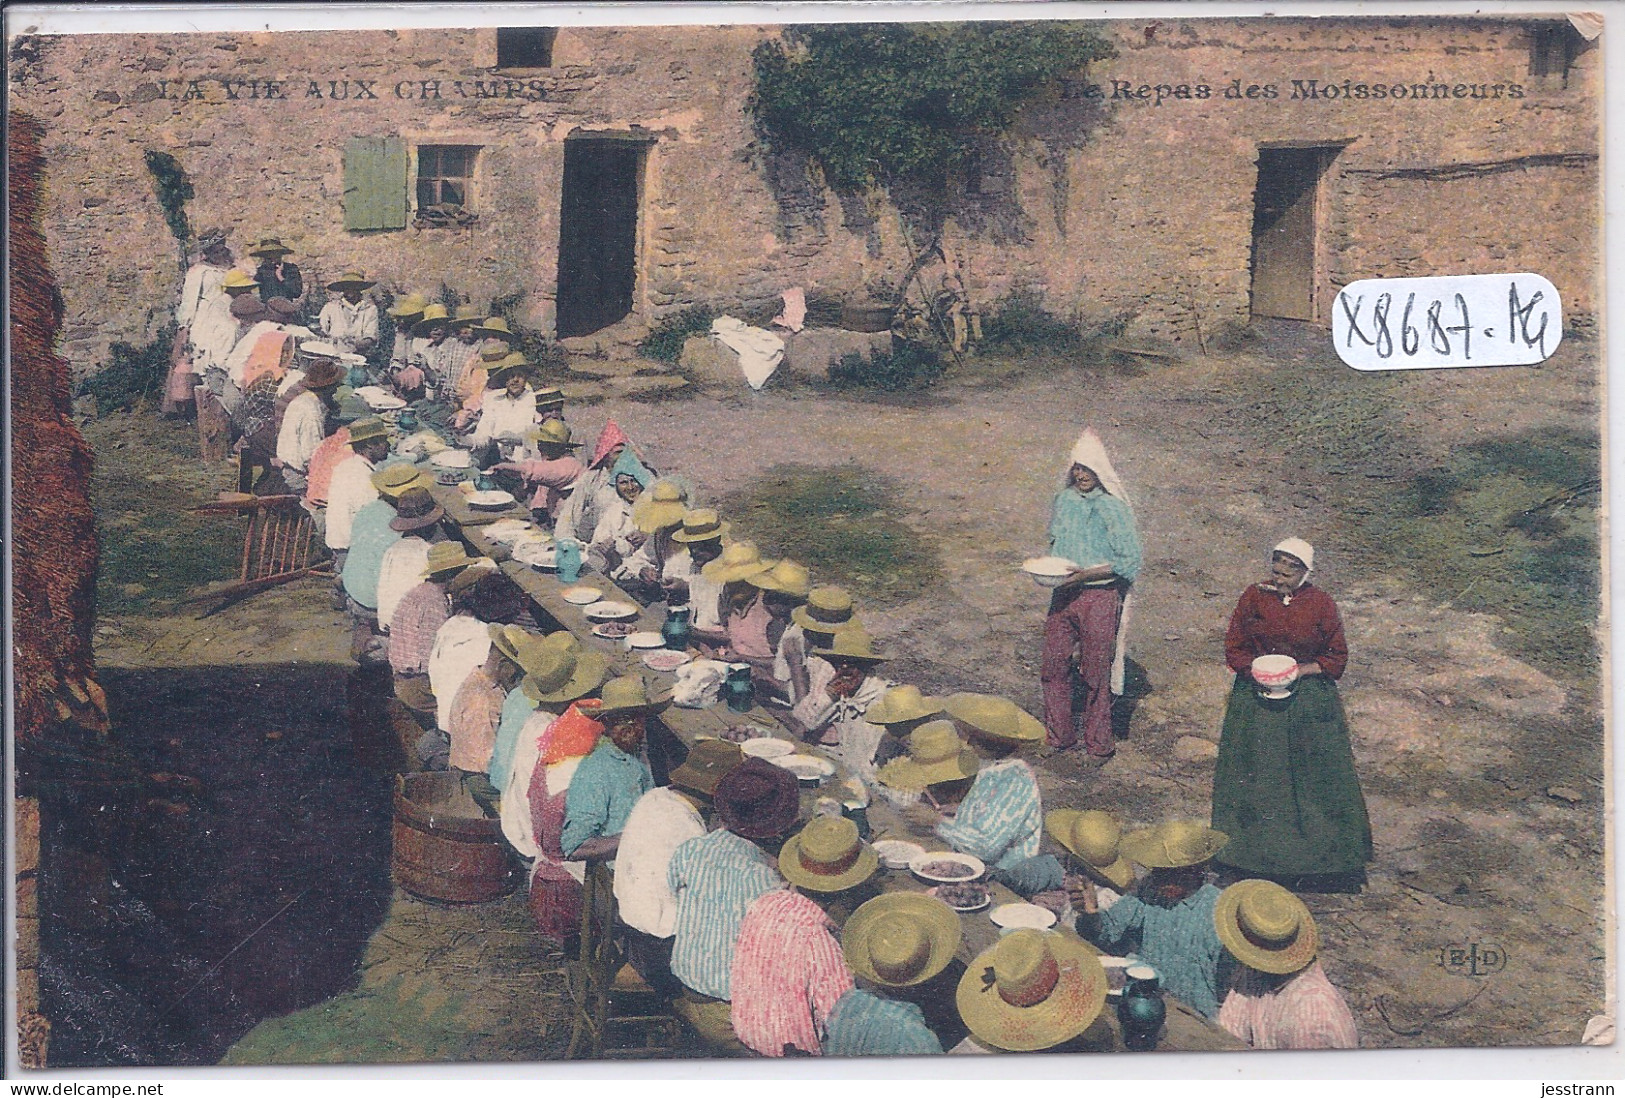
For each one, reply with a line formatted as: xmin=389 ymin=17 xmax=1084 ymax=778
xmin=555 ymin=538 xmax=583 ymax=583
xmin=661 ymin=605 xmax=692 ymax=651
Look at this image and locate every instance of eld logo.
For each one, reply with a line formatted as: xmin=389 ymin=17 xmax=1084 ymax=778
xmin=1437 ymin=942 xmax=1508 ymax=977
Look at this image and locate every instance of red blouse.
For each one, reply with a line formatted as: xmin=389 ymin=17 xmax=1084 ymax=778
xmin=1224 ymin=583 xmax=1348 ymax=680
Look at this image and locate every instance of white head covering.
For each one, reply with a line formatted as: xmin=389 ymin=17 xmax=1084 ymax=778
xmin=1066 ymin=429 xmax=1131 ymax=506
xmin=1272 ymin=538 xmax=1315 ymax=573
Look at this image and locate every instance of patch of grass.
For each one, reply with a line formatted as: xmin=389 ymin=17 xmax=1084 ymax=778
xmin=78 ymin=327 xmax=176 ymax=416
xmin=979 ymin=286 xmax=1084 ymax=355
xmin=719 ymin=464 xmax=943 ymax=605
xmin=639 ymin=306 xmax=717 ymax=364
xmin=828 ymin=340 xmax=946 ymax=393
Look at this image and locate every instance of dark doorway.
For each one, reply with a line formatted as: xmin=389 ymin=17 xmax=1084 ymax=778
xmin=556 ymin=137 xmax=646 ymax=339
xmin=1249 ymin=146 xmax=1337 ymax=321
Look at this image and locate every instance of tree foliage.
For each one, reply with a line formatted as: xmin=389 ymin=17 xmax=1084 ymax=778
xmin=143 ymin=150 xmax=193 ymax=247
xmin=750 ymin=22 xmax=1113 ymax=206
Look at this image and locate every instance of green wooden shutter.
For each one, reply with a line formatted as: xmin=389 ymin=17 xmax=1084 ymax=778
xmin=343 ymin=137 xmax=407 ymax=231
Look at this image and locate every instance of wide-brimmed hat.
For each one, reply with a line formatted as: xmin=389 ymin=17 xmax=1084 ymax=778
xmin=446 ymin=558 xmax=497 ymax=595
xmin=779 ymin=816 xmax=880 ymax=893
xmin=670 ymin=509 xmax=728 ymax=545
xmin=1119 ymin=820 xmax=1229 ymax=870
xmin=747 ymin=560 xmax=811 ymax=600
xmin=877 ymin=720 xmax=979 ymax=793
xmin=412 ymin=304 xmax=452 ymax=334
xmin=480 ymin=345 xmax=513 ymax=364
xmin=248 ymin=237 xmax=293 ymax=258
xmin=945 ymin=693 xmax=1046 ymax=745
xmin=521 ymin=640 xmax=610 ymax=705
xmin=811 ymin=628 xmax=889 ymax=664
xmin=592 ymin=674 xmax=672 ymax=719
xmin=1045 ymin=809 xmax=1136 ymax=892
xmin=265 ymin=296 xmax=300 ymax=322
xmin=632 ymin=481 xmax=688 ymax=534
xmin=372 ymin=464 xmax=429 ymax=500
xmin=667 ymin=738 xmax=744 ymax=799
xmin=422 ymin=541 xmax=475 ymax=579
xmin=702 ymin=542 xmax=771 ymax=584
xmin=196 ymin=227 xmax=228 ymax=252
xmin=525 ymin=420 xmax=580 ymax=450
xmin=222 ymin=270 xmax=259 ymax=291
xmin=534 ymin=385 xmax=566 ymax=410
xmin=472 ymin=316 xmax=514 ymax=339
xmin=345 ymin=416 xmax=389 ymax=445
xmin=1214 ymin=880 xmax=1319 ymax=975
xmin=327 ymin=270 xmax=376 ymax=292
xmin=714 ymin=756 xmax=802 ymax=840
xmin=487 ymin=355 xmax=531 ymax=388
xmin=389 ymin=487 xmax=445 ymax=533
xmin=450 ymin=303 xmax=484 ymax=328
xmin=488 ymin=623 xmax=535 ymax=663
xmin=956 ymin=929 xmax=1107 ymax=1052
xmin=230 ymin=294 xmax=268 ymax=321
xmin=300 ymin=358 xmax=346 ymax=389
xmin=387 ymin=292 xmax=430 ymax=320
xmin=298 ymin=339 xmax=342 ymax=361
xmin=790 ymin=586 xmax=857 ymax=635
xmin=864 ymin=684 xmax=943 ymax=726
xmin=842 ymin=893 xmax=962 ymax=988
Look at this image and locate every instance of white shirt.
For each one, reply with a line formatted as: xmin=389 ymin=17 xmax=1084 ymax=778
xmin=590 ymin=496 xmax=638 ymax=558
xmin=499 ymin=706 xmax=564 ymax=860
xmin=428 ymin=615 xmax=493 ymax=733
xmin=613 ymin=787 xmax=707 ymax=938
xmin=324 ymin=452 xmax=378 ymax=550
xmin=687 ymin=570 xmax=725 ymax=631
xmin=319 ymin=297 xmax=379 ymax=352
xmin=391 ymin=334 xmax=428 ymax=372
xmin=376 ymin=536 xmax=432 ymax=632
xmin=177 ymin=262 xmax=224 ymax=329
xmin=223 ymin=321 xmax=283 ymax=385
xmin=470 ymin=387 xmax=538 ymax=448
xmin=184 ymin=268 xmax=241 ymax=372
xmin=275 ymin=390 xmax=327 ymax=472
xmin=794 ymin=670 xmax=893 ymax=784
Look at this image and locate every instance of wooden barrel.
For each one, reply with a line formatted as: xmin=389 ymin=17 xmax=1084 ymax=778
xmin=391 ymin=772 xmax=517 ymax=903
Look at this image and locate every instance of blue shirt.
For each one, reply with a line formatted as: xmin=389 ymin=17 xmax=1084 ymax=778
xmin=487 ymin=688 xmax=539 ymax=792
xmin=1048 ymin=486 xmax=1141 ymax=583
xmin=342 ymin=500 xmax=400 ymax=608
xmin=1087 ymin=881 xmax=1231 ymax=1018
xmin=561 ymin=738 xmax=653 ymax=857
xmin=936 ymin=759 xmax=1043 ymax=872
xmin=666 ymin=829 xmax=783 ymax=1001
xmin=823 ymin=989 xmax=942 ymax=1058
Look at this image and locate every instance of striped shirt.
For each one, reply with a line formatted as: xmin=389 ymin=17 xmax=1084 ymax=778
xmin=447 ymin=666 xmax=505 ymax=773
xmin=488 ymin=687 xmax=539 ymax=792
xmin=823 ymin=989 xmax=943 ymax=1058
xmin=667 ymin=829 xmax=784 ymax=1001
xmin=730 ymin=889 xmax=854 ymax=1056
xmin=1218 ymin=961 xmax=1359 ymax=1050
xmin=388 ymin=581 xmax=450 ymax=676
xmin=1048 ymin=486 xmax=1141 ymax=582
xmin=560 ymin=738 xmax=653 ymax=857
xmin=1087 ymin=881 xmax=1231 ymax=1019
xmin=936 ymin=759 xmax=1043 ymax=872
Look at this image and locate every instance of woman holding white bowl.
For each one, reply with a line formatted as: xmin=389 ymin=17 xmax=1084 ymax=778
xmin=1210 ymin=539 xmax=1372 ymax=886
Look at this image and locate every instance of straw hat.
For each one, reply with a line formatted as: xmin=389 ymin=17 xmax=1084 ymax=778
xmin=521 ymin=641 xmax=610 ymax=705
xmin=671 ymin=509 xmax=729 ymax=545
xmin=450 ymin=303 xmax=484 ymax=328
xmin=514 ymin=630 xmax=579 ymax=678
xmin=387 ymin=292 xmax=430 ymax=319
xmin=810 ymin=628 xmax=889 ymax=664
xmin=790 ymin=586 xmax=856 ymax=635
xmin=472 ymin=316 xmax=514 ymax=339
xmin=956 ymin=928 xmax=1107 ymax=1052
xmin=667 ymin=738 xmax=744 ymax=799
xmin=488 ymin=623 xmax=535 ymax=663
xmin=422 ymin=541 xmax=475 ymax=580
xmin=534 ymin=385 xmax=566 ymax=410
xmin=230 ymin=295 xmax=268 ymax=321
xmin=389 ymin=487 xmax=445 ymax=533
xmin=446 ymin=558 xmax=497 ymax=595
xmin=1214 ymin=880 xmax=1319 ymax=976
xmin=525 ymin=420 xmax=580 ymax=449
xmin=222 ymin=269 xmax=259 ymax=291
xmin=326 ymin=270 xmax=376 ymax=292
xmin=842 ymin=893 xmax=962 ymax=988
xmin=480 ymin=345 xmax=512 ymax=364
xmin=1119 ymin=820 xmax=1229 ymax=870
xmin=1044 ymin=809 xmax=1135 ymax=892
xmin=713 ymin=756 xmax=802 ymax=840
xmin=864 ymin=684 xmax=942 ymax=726
xmin=747 ymin=560 xmax=811 ymax=600
xmin=944 ymin=693 xmax=1046 ymax=745
xmin=343 ymin=416 xmax=390 ymax=445
xmin=592 ymin=674 xmax=672 ymax=719
xmin=487 ymin=354 xmax=531 ymax=387
xmin=247 ymin=237 xmax=293 ymax=258
xmin=702 ymin=542 xmax=772 ymax=583
xmin=779 ymin=816 xmax=880 ymax=893
xmin=412 ymin=303 xmax=452 ymax=334
xmin=632 ymin=481 xmax=689 ymax=534
xmin=370 ymin=463 xmax=428 ymax=499
xmin=876 ymin=720 xmax=979 ymax=793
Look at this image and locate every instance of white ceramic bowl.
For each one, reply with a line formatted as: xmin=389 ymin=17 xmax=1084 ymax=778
xmin=561 ymin=586 xmax=602 ymax=606
xmin=908 ymin=851 xmax=987 ymax=884
xmin=466 ymin=489 xmax=516 ymax=509
xmin=773 ymin=755 xmax=835 ymax=784
xmin=1251 ymin=654 xmax=1300 ymax=694
xmin=626 ymin=631 xmax=666 ymax=650
xmin=431 ymin=449 xmax=472 ymax=469
xmin=642 ymin=650 xmax=691 ymax=673
xmin=582 ymin=600 xmax=639 ymax=622
xmin=990 ymin=902 xmax=1059 ymax=932
xmin=1022 ymin=555 xmax=1079 ymax=588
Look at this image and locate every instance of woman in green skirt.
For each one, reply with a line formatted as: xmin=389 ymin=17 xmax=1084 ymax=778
xmin=1211 ymin=538 xmax=1372 ymax=884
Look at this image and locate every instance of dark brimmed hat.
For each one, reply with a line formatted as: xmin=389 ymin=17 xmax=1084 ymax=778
xmin=326 ymin=270 xmax=376 ymax=292
xmin=196 ymin=227 xmax=228 ymax=252
xmin=301 ymin=359 xmax=346 ymax=390
xmin=344 ymin=416 xmax=390 ymax=444
xmin=389 ymin=487 xmax=445 ymax=533
xmin=248 ymin=237 xmax=293 ymax=258
xmin=713 ymin=756 xmax=801 ymax=840
xmin=667 ymin=738 xmax=744 ymax=799
xmin=265 ymin=296 xmax=300 ymax=322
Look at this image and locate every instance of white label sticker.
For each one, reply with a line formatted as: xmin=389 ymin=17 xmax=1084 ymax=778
xmin=1331 ymin=273 xmax=1561 ymax=371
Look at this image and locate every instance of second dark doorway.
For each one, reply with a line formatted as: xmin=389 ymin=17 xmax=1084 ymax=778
xmin=556 ymin=137 xmax=645 ymax=339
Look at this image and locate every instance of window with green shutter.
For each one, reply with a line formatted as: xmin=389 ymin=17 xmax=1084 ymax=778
xmin=343 ymin=136 xmax=408 ymax=231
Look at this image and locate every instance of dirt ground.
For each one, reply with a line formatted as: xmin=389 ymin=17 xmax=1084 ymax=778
xmin=64 ymin=322 xmax=1606 ymax=1063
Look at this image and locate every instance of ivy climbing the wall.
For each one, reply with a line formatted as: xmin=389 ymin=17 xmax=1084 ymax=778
xmin=143 ymin=150 xmax=194 ymax=269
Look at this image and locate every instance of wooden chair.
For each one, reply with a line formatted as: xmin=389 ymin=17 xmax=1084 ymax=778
xmin=564 ymin=861 xmax=685 ymax=1059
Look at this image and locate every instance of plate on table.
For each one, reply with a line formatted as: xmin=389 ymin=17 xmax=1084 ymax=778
xmin=908 ymin=851 xmax=986 ymax=884
xmin=739 ymin=737 xmax=795 ymax=760
xmin=930 ymin=883 xmax=992 ymax=913
xmin=582 ymin=600 xmax=639 ymax=622
xmin=466 ymin=489 xmax=516 ymax=509
xmin=989 ymin=903 xmax=1058 ymax=932
xmin=512 ymin=543 xmax=556 ymax=570
xmin=431 ymin=449 xmax=472 ymax=469
xmin=873 ymin=840 xmax=926 ymax=871
xmin=642 ymin=650 xmax=691 ymax=673
xmin=561 ymin=586 xmax=602 ymax=606
xmin=591 ymin=622 xmax=638 ymax=640
xmin=627 ymin=631 xmax=666 ymax=650
xmin=773 ymin=755 xmax=835 ymax=784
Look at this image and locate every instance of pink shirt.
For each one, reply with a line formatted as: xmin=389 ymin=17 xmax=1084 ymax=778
xmin=1217 ymin=961 xmax=1359 ymax=1050
xmin=509 ymin=454 xmax=586 ymax=515
xmin=727 ymin=591 xmax=775 ymax=659
xmin=448 ymin=666 xmax=505 ymax=773
xmin=730 ymin=889 xmax=854 ymax=1057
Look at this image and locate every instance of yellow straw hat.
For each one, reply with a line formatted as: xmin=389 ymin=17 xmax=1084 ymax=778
xmin=473 ymin=316 xmax=514 ymax=339
xmin=702 ymin=542 xmax=772 ymax=583
xmin=370 ymin=463 xmax=429 ymax=499
xmin=790 ymin=585 xmax=856 ymax=634
xmin=1214 ymin=880 xmax=1319 ymax=975
xmin=525 ymin=419 xmax=580 ymax=449
xmin=346 ymin=417 xmax=391 ymax=446
xmin=810 ymin=627 xmax=889 ymax=664
xmin=514 ymin=630 xmax=580 ymax=679
xmin=945 ymin=693 xmax=1046 ymax=745
xmin=778 ymin=816 xmax=880 ymax=893
xmin=387 ymin=292 xmax=430 ymax=319
xmin=1044 ymin=809 xmax=1136 ymax=892
xmin=864 ymin=684 xmax=943 ymax=726
xmin=326 ymin=270 xmax=376 ymax=292
xmin=411 ymin=303 xmax=452 ymax=334
xmin=521 ymin=640 xmax=610 ymax=705
xmin=671 ymin=509 xmax=729 ymax=544
xmin=956 ymin=928 xmax=1107 ymax=1052
xmin=421 ymin=541 xmax=475 ymax=580
xmin=747 ymin=559 xmax=811 ymax=600
xmin=1119 ymin=820 xmax=1230 ymax=870
xmin=450 ymin=303 xmax=484 ymax=327
xmin=876 ymin=720 xmax=979 ymax=793
xmin=592 ymin=674 xmax=673 ymax=719
xmin=488 ymin=624 xmax=534 ymax=663
xmin=842 ymin=893 xmax=962 ymax=988
xmin=222 ymin=269 xmax=259 ymax=291
xmin=632 ymin=480 xmax=689 ymax=534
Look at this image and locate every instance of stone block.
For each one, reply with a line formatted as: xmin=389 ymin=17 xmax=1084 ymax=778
xmin=678 ymin=333 xmax=740 ymax=386
xmin=781 ymin=327 xmax=893 ymax=381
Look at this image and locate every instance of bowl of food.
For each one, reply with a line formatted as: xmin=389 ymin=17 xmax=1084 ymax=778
xmin=989 ymin=903 xmax=1059 ymax=932
xmin=1250 ymin=654 xmax=1300 ymax=699
xmin=773 ymin=755 xmax=835 ymax=785
xmin=582 ymin=600 xmax=639 ymax=622
xmin=1022 ymin=556 xmax=1079 ymax=588
xmin=642 ymin=650 xmax=691 ymax=673
xmin=908 ymin=851 xmax=986 ymax=885
xmin=930 ymin=882 xmax=992 ymax=913
xmin=872 ymin=840 xmax=926 ymax=871
xmin=591 ymin=622 xmax=637 ymax=640
xmin=561 ymin=586 xmax=602 ymax=606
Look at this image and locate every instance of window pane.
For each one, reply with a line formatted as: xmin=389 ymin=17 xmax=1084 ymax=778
xmin=441 ymin=180 xmax=465 ymax=206
xmin=496 ymin=28 xmax=556 ymax=68
xmin=417 ymin=178 xmax=437 ymax=208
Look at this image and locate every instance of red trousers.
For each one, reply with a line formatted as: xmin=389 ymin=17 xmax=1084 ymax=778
xmin=1041 ymin=583 xmax=1124 ymax=754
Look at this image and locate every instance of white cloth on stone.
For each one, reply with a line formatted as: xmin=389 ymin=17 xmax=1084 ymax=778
xmin=711 ymin=316 xmax=784 ymax=390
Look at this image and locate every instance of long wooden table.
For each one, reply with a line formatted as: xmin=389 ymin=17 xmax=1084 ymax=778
xmin=429 ymin=485 xmax=1244 ymax=1054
